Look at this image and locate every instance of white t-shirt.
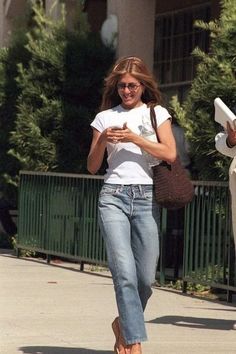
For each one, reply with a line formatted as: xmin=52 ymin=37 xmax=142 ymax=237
xmin=91 ymin=103 xmax=171 ymax=184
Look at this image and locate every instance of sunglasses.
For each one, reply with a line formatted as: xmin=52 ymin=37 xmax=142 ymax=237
xmin=117 ymin=83 xmax=141 ymax=92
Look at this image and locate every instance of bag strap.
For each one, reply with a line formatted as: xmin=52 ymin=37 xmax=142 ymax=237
xmin=150 ymin=105 xmax=158 ymax=141
xmin=150 ymin=104 xmax=172 ymax=169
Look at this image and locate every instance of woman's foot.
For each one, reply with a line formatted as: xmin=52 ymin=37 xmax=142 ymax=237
xmin=112 ymin=317 xmax=126 ymax=354
xmin=126 ymin=343 xmax=142 ymax=354
xmin=112 ymin=318 xmax=142 ymax=354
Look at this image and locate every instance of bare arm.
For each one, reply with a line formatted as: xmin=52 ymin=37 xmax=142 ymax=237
xmin=137 ymin=120 xmax=176 ymax=163
xmin=87 ymin=129 xmax=107 ymax=174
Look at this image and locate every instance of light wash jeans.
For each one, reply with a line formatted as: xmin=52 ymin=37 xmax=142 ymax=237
xmin=98 ymin=184 xmax=160 ymax=344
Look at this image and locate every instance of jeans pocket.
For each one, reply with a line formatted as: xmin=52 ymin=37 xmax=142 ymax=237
xmin=99 ymin=184 xmax=120 ymax=197
xmin=143 ymin=186 xmax=154 ymax=200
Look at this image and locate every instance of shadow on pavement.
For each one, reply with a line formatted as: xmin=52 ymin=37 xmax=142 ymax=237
xmin=148 ymin=316 xmax=236 ymax=330
xmin=19 ymin=347 xmax=113 ymax=354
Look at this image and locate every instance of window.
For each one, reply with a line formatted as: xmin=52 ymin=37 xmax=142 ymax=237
xmin=154 ymin=3 xmax=211 ymax=102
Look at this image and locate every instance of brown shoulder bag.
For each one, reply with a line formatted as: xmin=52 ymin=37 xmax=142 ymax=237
xmin=150 ymin=106 xmax=194 ymax=210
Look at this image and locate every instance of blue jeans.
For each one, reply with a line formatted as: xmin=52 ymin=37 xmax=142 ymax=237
xmin=98 ymin=184 xmax=160 ymax=344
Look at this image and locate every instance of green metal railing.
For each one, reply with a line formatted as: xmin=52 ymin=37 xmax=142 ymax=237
xmin=17 ymin=171 xmax=106 ymax=268
xmin=183 ymin=181 xmax=236 ymax=300
xmin=17 ymin=171 xmax=168 ymax=277
xmin=17 ymin=171 xmax=236 ymax=297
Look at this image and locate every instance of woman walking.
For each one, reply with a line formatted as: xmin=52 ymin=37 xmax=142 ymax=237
xmin=87 ymin=56 xmax=176 ymax=353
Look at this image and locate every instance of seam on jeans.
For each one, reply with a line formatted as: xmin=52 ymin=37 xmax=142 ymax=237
xmin=98 ymin=203 xmax=121 ymax=289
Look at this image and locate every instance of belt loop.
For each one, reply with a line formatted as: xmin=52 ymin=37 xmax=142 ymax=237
xmin=139 ymin=185 xmax=142 ymax=195
xmin=118 ymin=184 xmax=123 ymax=193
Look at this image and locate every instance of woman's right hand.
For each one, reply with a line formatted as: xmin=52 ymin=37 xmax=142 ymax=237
xmin=105 ymin=125 xmax=126 ymax=144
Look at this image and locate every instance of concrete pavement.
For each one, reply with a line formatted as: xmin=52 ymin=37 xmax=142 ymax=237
xmin=0 ymin=249 xmax=236 ymax=354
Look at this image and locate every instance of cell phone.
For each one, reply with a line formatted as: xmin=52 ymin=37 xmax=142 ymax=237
xmin=110 ymin=123 xmax=126 ymax=130
xmin=110 ymin=126 xmax=122 ymax=131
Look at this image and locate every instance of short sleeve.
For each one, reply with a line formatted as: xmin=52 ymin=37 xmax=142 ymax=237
xmin=90 ymin=112 xmax=105 ymax=133
xmin=154 ymin=106 xmax=171 ymax=127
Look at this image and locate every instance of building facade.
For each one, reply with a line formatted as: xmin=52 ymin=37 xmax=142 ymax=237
xmin=0 ymin=0 xmax=221 ymax=101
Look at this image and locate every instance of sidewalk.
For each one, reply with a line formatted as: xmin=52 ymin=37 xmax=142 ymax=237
xmin=0 ymin=249 xmax=236 ymax=354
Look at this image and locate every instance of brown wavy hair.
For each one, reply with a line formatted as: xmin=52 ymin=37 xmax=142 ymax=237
xmin=100 ymin=56 xmax=163 ymax=111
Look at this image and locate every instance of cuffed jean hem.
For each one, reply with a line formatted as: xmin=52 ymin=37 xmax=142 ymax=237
xmin=125 ymin=337 xmax=148 ymax=345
